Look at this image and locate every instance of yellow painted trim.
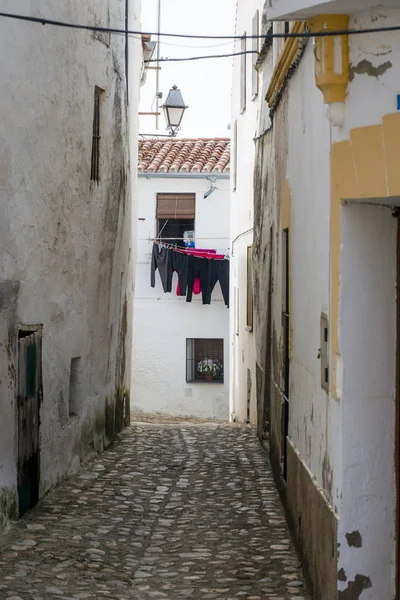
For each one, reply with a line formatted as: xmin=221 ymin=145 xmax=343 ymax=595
xmin=308 ymin=14 xmax=349 ymax=104
xmin=330 ymin=112 xmax=400 ymax=398
xmin=350 ymin=125 xmax=387 ymax=198
xmin=265 ymin=22 xmax=306 ymax=108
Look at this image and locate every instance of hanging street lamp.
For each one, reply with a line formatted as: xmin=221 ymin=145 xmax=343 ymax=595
xmin=161 ymin=85 xmax=188 ymax=137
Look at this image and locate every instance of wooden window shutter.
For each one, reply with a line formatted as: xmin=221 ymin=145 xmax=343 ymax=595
xmin=156 ymin=194 xmax=195 ymax=219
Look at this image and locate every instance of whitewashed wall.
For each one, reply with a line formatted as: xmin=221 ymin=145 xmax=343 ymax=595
xmin=131 ymin=175 xmax=230 ymax=419
xmin=284 ymin=42 xmax=342 ymax=509
xmin=230 ymin=0 xmax=263 ymax=424
xmin=0 ymin=0 xmax=141 ymax=530
xmin=339 ymin=203 xmax=396 ymax=598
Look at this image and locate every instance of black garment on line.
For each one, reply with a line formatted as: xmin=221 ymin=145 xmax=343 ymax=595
xmin=186 ymin=255 xmax=211 ymax=304
xmin=171 ymin=251 xmax=189 ymax=296
xmin=151 ymin=244 xmax=173 ymax=293
xmin=209 ymin=259 xmax=230 ymax=307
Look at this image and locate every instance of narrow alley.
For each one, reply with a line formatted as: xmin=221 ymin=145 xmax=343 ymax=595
xmin=0 ymin=422 xmax=308 ymax=600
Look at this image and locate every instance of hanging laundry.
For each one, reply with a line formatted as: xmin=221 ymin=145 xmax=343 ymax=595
xmin=150 ymin=242 xmax=229 ymax=307
xmin=171 ymin=250 xmax=190 ymax=296
xmin=209 ymin=259 xmax=230 ymax=307
xmin=150 ymin=243 xmax=173 ymax=293
xmin=176 ymin=276 xmax=201 ymax=296
xmin=186 ymin=255 xmax=210 ymax=304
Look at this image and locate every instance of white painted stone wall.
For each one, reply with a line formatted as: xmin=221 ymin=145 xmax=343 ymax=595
xmin=230 ymin=0 xmax=263 ymax=424
xmin=0 ymin=0 xmax=141 ymax=530
xmin=285 ymin=42 xmax=342 ymax=510
xmin=131 ymin=175 xmax=230 ymax=420
xmin=269 ymin=4 xmax=400 ymax=593
xmin=339 ymin=203 xmax=396 ymax=598
xmin=271 ymin=2 xmax=400 ymax=514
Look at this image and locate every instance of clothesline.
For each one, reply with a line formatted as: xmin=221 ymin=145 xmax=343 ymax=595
xmin=148 ymin=236 xmax=231 ymax=241
xmin=151 ymin=242 xmax=230 ymax=307
xmin=154 ymin=240 xmax=230 ymax=260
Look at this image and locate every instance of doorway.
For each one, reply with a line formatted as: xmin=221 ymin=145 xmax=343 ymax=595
xmin=17 ymin=328 xmax=42 ymax=516
xmin=338 ymin=203 xmax=396 ymax=598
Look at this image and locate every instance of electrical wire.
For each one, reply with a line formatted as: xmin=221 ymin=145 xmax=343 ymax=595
xmin=147 ymin=50 xmax=257 ymax=63
xmin=1 ymin=10 xmax=400 ymax=42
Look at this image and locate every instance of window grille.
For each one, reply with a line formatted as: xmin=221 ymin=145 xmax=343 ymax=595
xmin=186 ymin=338 xmax=224 ymax=383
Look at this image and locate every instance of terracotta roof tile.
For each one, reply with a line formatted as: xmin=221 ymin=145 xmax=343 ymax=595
xmin=138 ymin=138 xmax=230 ymax=174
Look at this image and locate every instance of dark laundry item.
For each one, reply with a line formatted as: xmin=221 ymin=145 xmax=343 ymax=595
xmin=186 ymin=255 xmax=210 ymax=304
xmin=151 ymin=243 xmax=173 ymax=293
xmin=171 ymin=250 xmax=189 ymax=296
xmin=176 ymin=276 xmax=201 ymax=296
xmin=209 ymin=259 xmax=230 ymax=307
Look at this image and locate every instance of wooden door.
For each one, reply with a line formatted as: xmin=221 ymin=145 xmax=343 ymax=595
xmin=17 ymin=330 xmax=42 ymax=516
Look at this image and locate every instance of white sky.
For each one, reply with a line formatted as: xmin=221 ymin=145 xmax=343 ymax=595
xmin=139 ymin=0 xmax=237 ymax=139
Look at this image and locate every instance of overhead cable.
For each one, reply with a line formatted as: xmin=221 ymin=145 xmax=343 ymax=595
xmin=1 ymin=11 xmax=400 ymax=41
xmin=147 ymin=50 xmax=257 ymax=63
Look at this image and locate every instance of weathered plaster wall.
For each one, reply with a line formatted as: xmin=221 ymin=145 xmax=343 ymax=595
xmin=0 ymin=0 xmax=139 ymax=532
xmin=253 ymin=15 xmax=340 ymax=599
xmin=334 ymin=7 xmax=400 ymax=144
xmin=286 ymin=43 xmax=342 ymax=511
xmin=131 ymin=176 xmax=230 ymax=420
xmin=230 ymin=0 xmax=264 ymax=425
xmin=338 ymin=204 xmax=396 ymax=599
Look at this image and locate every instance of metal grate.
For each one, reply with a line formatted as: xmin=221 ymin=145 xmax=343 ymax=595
xmin=186 ymin=338 xmax=224 ymax=383
xmin=90 ymin=88 xmax=101 ymax=182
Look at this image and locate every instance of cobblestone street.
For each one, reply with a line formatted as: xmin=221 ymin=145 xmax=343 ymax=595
xmin=0 ymin=422 xmax=309 ymax=600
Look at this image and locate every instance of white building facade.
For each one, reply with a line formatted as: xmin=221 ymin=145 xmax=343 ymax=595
xmin=233 ymin=0 xmax=400 ymax=597
xmin=131 ymin=139 xmax=230 ymax=420
xmin=0 ymin=0 xmax=142 ymax=532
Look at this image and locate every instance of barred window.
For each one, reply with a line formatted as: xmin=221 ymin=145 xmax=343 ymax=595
xmin=186 ymin=338 xmax=224 ymax=383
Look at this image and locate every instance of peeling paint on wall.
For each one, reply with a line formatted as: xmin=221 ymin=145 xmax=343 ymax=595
xmin=338 ymin=574 xmax=372 ymax=599
xmin=349 ymin=59 xmax=392 ymax=81
xmin=345 ymin=531 xmax=362 ymax=548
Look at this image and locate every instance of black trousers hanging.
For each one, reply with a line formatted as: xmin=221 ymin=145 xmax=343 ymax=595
xmin=209 ymin=259 xmax=229 ymax=307
xmin=171 ymin=251 xmax=190 ymax=296
xmin=150 ymin=244 xmax=173 ymax=293
xmin=186 ymin=256 xmax=210 ymax=304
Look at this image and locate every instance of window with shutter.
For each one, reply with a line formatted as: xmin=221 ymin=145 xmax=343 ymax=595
xmin=156 ymin=194 xmax=195 ymax=219
xmin=186 ymin=338 xmax=224 ymax=383
xmin=156 ymin=193 xmax=195 ymax=247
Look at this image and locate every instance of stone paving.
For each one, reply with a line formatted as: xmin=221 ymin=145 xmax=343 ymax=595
xmin=0 ymin=422 xmax=310 ymax=600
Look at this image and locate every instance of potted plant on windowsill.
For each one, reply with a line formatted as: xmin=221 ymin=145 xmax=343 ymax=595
xmin=197 ymin=359 xmax=223 ymax=382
